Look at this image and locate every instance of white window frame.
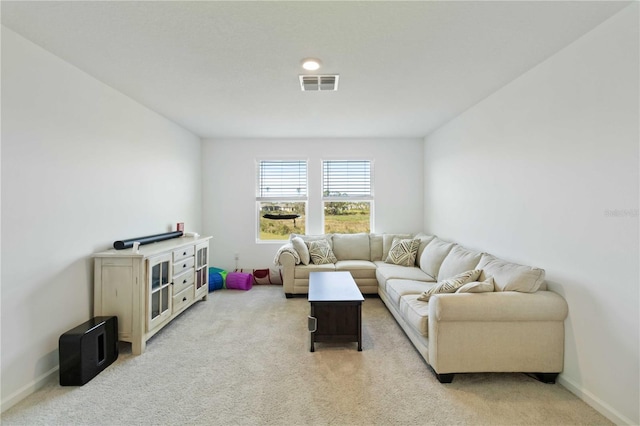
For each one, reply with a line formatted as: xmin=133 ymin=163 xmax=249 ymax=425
xmin=322 ymin=159 xmax=374 ymax=233
xmin=256 ymin=159 xmax=308 ymax=241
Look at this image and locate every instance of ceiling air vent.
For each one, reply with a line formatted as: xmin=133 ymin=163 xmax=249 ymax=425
xmin=299 ymin=75 xmax=339 ymax=91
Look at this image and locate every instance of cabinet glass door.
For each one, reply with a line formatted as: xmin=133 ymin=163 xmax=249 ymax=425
xmin=148 ymin=253 xmax=172 ymax=330
xmin=195 ymin=243 xmax=209 ymax=296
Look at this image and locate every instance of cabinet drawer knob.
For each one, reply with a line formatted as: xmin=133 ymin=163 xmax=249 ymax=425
xmin=183 ymin=279 xmax=187 ymax=284
xmin=182 ymin=297 xmax=187 ymax=302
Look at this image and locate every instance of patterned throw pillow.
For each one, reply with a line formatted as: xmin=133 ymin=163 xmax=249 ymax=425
xmin=456 ymin=277 xmax=494 ymax=293
xmin=417 ymin=269 xmax=482 ymax=301
xmin=306 ymin=239 xmax=338 ymax=265
xmin=385 ymin=238 xmax=420 ymax=266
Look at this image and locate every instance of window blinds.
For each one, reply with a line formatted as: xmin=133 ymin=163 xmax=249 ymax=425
xmin=258 ymin=160 xmax=307 ymax=199
xmin=323 ymin=160 xmax=372 ymax=198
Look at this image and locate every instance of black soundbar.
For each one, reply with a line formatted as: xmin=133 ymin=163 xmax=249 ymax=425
xmin=113 ymin=231 xmax=183 ymax=250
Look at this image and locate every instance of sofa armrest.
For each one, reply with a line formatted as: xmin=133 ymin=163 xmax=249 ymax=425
xmin=278 ymin=249 xmax=297 ymax=267
xmin=428 ymin=290 xmax=568 ymax=375
xmin=430 ymin=291 xmax=568 ymax=322
xmin=274 ymin=243 xmax=299 ymax=265
xmin=274 ymin=243 xmax=297 ymax=295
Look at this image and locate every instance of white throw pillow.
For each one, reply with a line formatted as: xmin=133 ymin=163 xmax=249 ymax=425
xmin=290 ymin=233 xmax=333 ymax=249
xmin=456 ymin=277 xmax=494 ymax=293
xmin=417 ymin=269 xmax=481 ymax=301
xmin=306 ymin=239 xmax=337 ymax=265
xmin=291 ymin=236 xmax=310 ymax=265
xmin=385 ymin=238 xmax=420 ymax=266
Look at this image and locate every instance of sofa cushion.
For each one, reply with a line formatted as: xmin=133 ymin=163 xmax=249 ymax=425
xmin=419 ymin=237 xmax=455 ymax=280
xmin=306 ymin=239 xmax=338 ymax=265
xmin=386 ymin=279 xmax=434 ymax=307
xmin=477 ymin=254 xmax=545 ymax=293
xmin=382 ymin=233 xmax=412 ymax=260
xmin=375 ymin=262 xmax=434 ymax=288
xmin=456 ymin=277 xmax=495 ymax=293
xmin=291 ymin=236 xmax=310 ymax=265
xmin=399 ymin=294 xmax=430 ymax=337
xmin=294 ymin=263 xmax=336 ymax=279
xmin=335 ymin=260 xmax=377 ymax=279
xmin=385 ymin=238 xmax=420 ymax=266
xmin=413 ymin=233 xmax=436 ymax=268
xmin=437 ymin=245 xmax=483 ymax=282
xmin=369 ymin=234 xmax=384 ymax=261
xmin=417 ymin=269 xmax=481 ymax=301
xmin=332 ymin=233 xmax=371 ymax=261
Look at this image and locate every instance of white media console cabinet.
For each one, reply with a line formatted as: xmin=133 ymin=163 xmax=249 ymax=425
xmin=93 ymin=235 xmax=211 ymax=354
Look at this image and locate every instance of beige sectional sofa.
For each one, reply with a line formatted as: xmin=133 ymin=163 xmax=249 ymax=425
xmin=274 ymin=232 xmax=568 ymax=383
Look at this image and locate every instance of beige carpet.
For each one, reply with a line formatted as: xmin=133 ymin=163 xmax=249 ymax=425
xmin=2 ymin=285 xmax=611 ymax=425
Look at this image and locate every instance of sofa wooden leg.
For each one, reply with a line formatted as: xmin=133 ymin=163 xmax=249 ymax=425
xmin=532 ymin=373 xmax=559 ymax=384
xmin=285 ymin=293 xmax=293 ymax=299
xmin=435 ymin=373 xmax=454 ymax=383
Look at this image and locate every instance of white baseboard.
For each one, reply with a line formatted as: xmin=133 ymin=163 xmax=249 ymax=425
xmin=1 ymin=366 xmax=58 ymax=414
xmin=558 ymin=375 xmax=636 ymax=425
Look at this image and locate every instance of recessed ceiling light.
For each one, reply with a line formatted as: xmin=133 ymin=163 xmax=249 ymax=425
xmin=301 ymin=58 xmax=322 ymax=71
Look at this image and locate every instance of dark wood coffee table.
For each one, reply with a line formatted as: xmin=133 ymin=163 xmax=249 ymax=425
xmin=308 ymin=271 xmax=364 ymax=352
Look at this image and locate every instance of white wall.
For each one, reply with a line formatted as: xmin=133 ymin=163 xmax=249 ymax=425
xmin=423 ymin=5 xmax=638 ymax=425
xmin=1 ymin=27 xmax=202 ymax=410
xmin=202 ymin=138 xmax=424 ymax=270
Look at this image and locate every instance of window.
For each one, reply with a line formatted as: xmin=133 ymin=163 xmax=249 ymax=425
xmin=323 ymin=160 xmax=372 ymax=234
xmin=257 ymin=160 xmax=307 ymax=240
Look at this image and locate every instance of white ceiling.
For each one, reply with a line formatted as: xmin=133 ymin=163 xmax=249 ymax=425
xmin=1 ymin=1 xmax=631 ymax=139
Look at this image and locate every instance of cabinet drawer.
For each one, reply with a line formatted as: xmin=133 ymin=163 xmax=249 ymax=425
xmin=172 ymin=286 xmax=194 ymax=314
xmin=173 ymin=269 xmax=194 ymax=294
xmin=173 ymin=246 xmax=195 ymax=262
xmin=173 ymin=257 xmax=195 ymax=275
